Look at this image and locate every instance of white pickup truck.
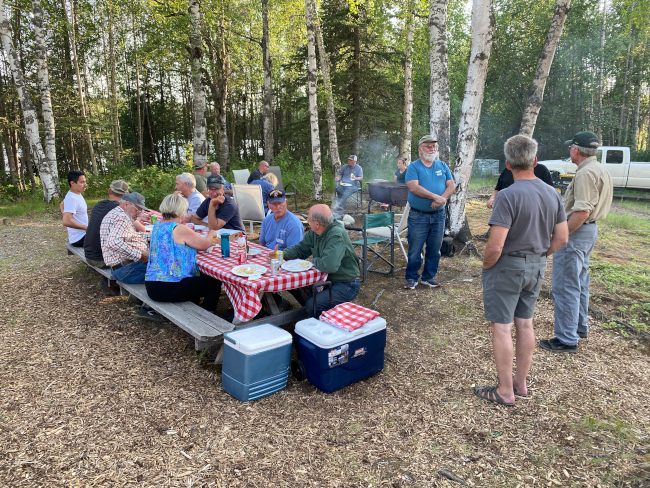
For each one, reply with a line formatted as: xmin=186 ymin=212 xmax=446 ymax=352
xmin=540 ymin=146 xmax=650 ymax=190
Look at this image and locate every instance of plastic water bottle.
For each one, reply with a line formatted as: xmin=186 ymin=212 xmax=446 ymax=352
xmin=220 ymin=232 xmax=230 ymax=258
xmin=237 ymin=232 xmax=247 ymax=265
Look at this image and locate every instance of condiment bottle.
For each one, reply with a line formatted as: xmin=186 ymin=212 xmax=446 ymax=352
xmin=237 ymin=232 xmax=247 ymax=264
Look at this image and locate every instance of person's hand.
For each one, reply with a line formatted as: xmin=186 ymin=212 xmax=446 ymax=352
xmin=174 ymin=190 xmax=183 ymax=197
xmin=209 ymin=195 xmax=225 ymax=208
xmin=266 ymin=249 xmax=276 ymax=263
xmin=486 ymin=198 xmax=495 ymax=209
xmin=431 ymin=194 xmax=447 ymax=209
xmin=206 ymin=229 xmax=216 ymax=242
xmin=139 ymin=212 xmax=152 ymax=224
xmin=335 ymin=175 xmax=341 ymax=182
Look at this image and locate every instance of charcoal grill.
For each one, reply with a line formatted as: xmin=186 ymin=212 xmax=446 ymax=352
xmin=366 ymin=182 xmax=408 ymax=213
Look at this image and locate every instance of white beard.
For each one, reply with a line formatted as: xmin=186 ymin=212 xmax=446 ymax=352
xmin=420 ymin=151 xmax=436 ymax=162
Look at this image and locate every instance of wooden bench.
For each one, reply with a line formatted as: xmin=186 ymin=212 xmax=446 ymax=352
xmin=66 ymin=242 xmax=116 ymax=285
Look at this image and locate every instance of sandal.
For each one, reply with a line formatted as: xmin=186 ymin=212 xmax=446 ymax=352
xmin=512 ymin=375 xmax=528 ymax=398
xmin=474 ymin=385 xmax=515 ymax=406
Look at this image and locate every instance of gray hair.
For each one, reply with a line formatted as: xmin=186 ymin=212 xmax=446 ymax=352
xmin=176 ymin=172 xmax=196 ymax=189
xmin=577 ymin=146 xmax=598 ymax=157
xmin=210 ymin=163 xmax=220 ymax=170
xmin=159 ymin=193 xmax=189 ymax=219
xmin=504 ymin=135 xmax=538 ymax=171
xmin=311 ymin=210 xmax=334 ymax=227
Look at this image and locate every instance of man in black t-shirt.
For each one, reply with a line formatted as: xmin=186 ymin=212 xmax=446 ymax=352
xmin=247 ymin=160 xmax=270 ymax=184
xmin=84 ymin=180 xmax=130 ymax=268
xmin=192 ymin=174 xmax=246 ymax=233
xmin=486 ymin=163 xmax=553 ymax=209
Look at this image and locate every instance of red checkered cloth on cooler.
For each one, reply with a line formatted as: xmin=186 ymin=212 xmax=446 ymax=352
xmin=319 ymin=303 xmax=380 ymax=332
xmin=196 ymin=241 xmax=328 ymax=322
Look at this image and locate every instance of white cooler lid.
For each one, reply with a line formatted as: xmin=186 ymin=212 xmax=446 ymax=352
xmin=294 ymin=317 xmax=386 ymax=348
xmin=224 ymin=324 xmax=293 ymax=355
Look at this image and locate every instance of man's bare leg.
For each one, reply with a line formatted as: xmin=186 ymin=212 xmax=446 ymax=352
xmin=513 ymin=316 xmax=535 ymax=396
xmin=491 ymin=322 xmax=516 ymax=404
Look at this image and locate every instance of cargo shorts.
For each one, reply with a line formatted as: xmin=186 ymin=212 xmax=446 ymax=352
xmin=482 ymin=254 xmax=547 ymax=324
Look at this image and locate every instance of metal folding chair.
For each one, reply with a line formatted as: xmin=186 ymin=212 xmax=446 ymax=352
xmin=232 ymin=169 xmax=251 ymax=185
xmin=267 ymin=166 xmax=298 ymax=211
xmin=232 ymin=184 xmax=265 ymax=236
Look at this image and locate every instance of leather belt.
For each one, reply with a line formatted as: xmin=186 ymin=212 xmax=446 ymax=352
xmin=416 ymin=207 xmax=444 ymax=214
xmin=583 ymin=221 xmax=596 ymax=225
xmin=506 ymin=252 xmax=547 ymax=258
xmin=111 ymin=260 xmax=134 ymax=270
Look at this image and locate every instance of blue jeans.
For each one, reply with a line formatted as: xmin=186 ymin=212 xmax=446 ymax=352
xmin=334 ymin=185 xmax=359 ymax=210
xmin=306 ymin=279 xmax=361 ymax=318
xmin=112 ymin=261 xmax=148 ymax=284
xmin=552 ymin=223 xmax=598 ymax=345
xmin=405 ymin=208 xmax=445 ymax=281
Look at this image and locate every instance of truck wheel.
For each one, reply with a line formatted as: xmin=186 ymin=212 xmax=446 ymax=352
xmin=291 ymin=359 xmax=306 ymax=382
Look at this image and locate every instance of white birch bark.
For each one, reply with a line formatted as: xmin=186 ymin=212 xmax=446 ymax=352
xmin=519 ymin=0 xmax=571 ymax=137
xmin=0 ymin=1 xmax=60 ymax=201
xmin=65 ymin=0 xmax=97 ymax=174
xmin=261 ymin=0 xmax=274 ymax=163
xmin=429 ymin=0 xmax=451 ymax=164
xmin=399 ymin=5 xmax=414 ymax=161
xmin=133 ymin=15 xmax=143 ymax=169
xmin=188 ymin=0 xmax=208 ymax=168
xmin=309 ymin=0 xmax=340 ymax=173
xmin=597 ymin=0 xmax=607 ymax=141
xmin=448 ymin=0 xmax=495 ymax=238
xmin=108 ymin=7 xmax=121 ymax=165
xmin=305 ymin=0 xmax=322 ymax=200
xmin=32 ymin=0 xmax=57 ymax=181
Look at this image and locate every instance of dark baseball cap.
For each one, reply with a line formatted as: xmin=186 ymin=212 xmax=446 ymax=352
xmin=121 ymin=192 xmax=146 ymax=210
xmin=109 ymin=179 xmax=129 ymax=196
xmin=194 ymin=161 xmax=207 ymax=170
xmin=206 ymin=174 xmax=224 ymax=189
xmin=268 ymin=189 xmax=286 ymax=204
xmin=565 ymin=131 xmax=600 ymax=148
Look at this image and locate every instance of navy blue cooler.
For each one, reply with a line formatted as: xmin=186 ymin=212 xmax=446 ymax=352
xmin=222 ymin=324 xmax=293 ymax=401
xmin=292 ymin=317 xmax=386 ymax=393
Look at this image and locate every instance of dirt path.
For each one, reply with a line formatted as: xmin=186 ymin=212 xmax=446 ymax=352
xmin=1 ymin=206 xmax=649 ymax=487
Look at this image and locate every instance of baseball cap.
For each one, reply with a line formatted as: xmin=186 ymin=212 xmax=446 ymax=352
xmin=122 ymin=192 xmax=146 ymax=210
xmin=348 ymin=155 xmax=357 ymax=161
xmin=110 ymin=180 xmax=129 ymax=196
xmin=418 ymin=134 xmax=437 ymax=146
xmin=565 ymin=131 xmax=599 ymax=148
xmin=194 ymin=161 xmax=207 ymax=170
xmin=268 ymin=189 xmax=286 ymax=204
xmin=206 ymin=174 xmax=224 ymax=189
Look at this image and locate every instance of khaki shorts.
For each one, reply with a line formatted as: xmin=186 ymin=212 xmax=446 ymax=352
xmin=482 ymin=254 xmax=547 ymax=324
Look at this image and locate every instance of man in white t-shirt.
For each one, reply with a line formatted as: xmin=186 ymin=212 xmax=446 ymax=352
xmin=62 ymin=170 xmax=88 ymax=247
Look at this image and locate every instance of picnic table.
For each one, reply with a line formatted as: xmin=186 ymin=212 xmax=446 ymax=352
xmin=196 ymin=240 xmax=328 ymax=324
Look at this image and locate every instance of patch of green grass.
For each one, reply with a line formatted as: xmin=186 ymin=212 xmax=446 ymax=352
xmin=602 ymin=212 xmax=650 ymax=232
xmin=591 ymin=261 xmax=650 ymax=298
xmin=575 ymin=415 xmax=638 ymax=443
xmin=469 ymin=174 xmax=498 ymax=189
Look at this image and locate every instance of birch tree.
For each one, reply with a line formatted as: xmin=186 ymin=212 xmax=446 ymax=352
xmin=519 ymin=0 xmax=571 ymax=137
xmin=261 ymin=0 xmax=274 ymax=163
xmin=429 ymin=0 xmax=450 ymax=164
xmin=0 ymin=0 xmax=60 ymax=201
xmin=188 ymin=0 xmax=208 ymax=169
xmin=398 ymin=4 xmax=414 ymax=161
xmin=32 ymin=0 xmax=57 ymax=178
xmin=305 ymin=0 xmax=322 ymax=200
xmin=597 ymin=0 xmax=607 ymax=141
xmin=309 ymin=0 xmax=341 ymax=173
xmin=448 ymin=0 xmax=495 ymax=239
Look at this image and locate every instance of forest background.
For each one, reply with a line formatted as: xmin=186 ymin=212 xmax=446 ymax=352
xmin=0 ymin=0 xmax=649 ymax=211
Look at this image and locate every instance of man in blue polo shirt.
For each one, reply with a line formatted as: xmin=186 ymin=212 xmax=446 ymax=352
xmin=404 ymin=135 xmax=455 ymax=289
xmin=259 ymin=189 xmax=304 ymax=251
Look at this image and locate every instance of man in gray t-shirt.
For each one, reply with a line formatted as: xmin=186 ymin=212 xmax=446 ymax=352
xmin=474 ymin=135 xmax=569 ymax=407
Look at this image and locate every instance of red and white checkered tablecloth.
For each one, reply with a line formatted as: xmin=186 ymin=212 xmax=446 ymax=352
xmin=196 ymin=241 xmax=328 ymax=322
xmin=319 ymin=302 xmax=380 ymax=332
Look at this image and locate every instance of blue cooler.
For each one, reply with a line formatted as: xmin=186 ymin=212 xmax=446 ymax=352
xmin=222 ymin=324 xmax=293 ymax=401
xmin=293 ymin=317 xmax=386 ymax=393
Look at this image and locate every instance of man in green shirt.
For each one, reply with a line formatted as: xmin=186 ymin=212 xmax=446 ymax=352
xmin=194 ymin=162 xmax=209 ymax=198
xmin=268 ymin=204 xmax=360 ymax=317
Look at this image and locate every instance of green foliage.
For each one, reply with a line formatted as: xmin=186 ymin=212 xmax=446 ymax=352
xmin=591 ymin=261 xmax=650 ymax=298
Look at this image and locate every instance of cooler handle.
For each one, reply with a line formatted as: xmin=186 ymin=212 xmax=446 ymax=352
xmin=224 ymin=335 xmax=237 ymax=345
xmin=311 ymin=281 xmax=332 ymax=318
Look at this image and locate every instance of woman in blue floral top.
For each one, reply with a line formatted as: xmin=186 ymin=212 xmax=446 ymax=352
xmin=145 ymin=194 xmax=222 ymax=312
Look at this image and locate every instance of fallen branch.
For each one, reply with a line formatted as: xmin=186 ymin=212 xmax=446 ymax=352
xmin=371 ymin=289 xmax=384 ymax=309
xmin=438 ymin=470 xmax=467 ymax=485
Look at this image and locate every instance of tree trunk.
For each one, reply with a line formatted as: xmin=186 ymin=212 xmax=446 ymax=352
xmin=631 ymin=85 xmax=641 ymax=150
xmin=305 ymin=0 xmax=322 ymax=200
xmin=399 ymin=5 xmax=415 ymax=161
xmin=597 ymin=0 xmax=606 ymax=141
xmin=351 ymin=25 xmax=361 ymax=155
xmin=132 ymin=14 xmax=143 ymax=169
xmin=64 ymin=0 xmax=96 ymax=174
xmin=108 ymin=7 xmax=120 ymax=165
xmin=188 ymin=0 xmax=208 ymax=169
xmin=519 ymin=0 xmax=571 ymax=137
xmin=261 ymin=0 xmax=274 ymax=163
xmin=448 ymin=0 xmax=495 ymax=238
xmin=205 ymin=24 xmax=230 ymax=169
xmin=0 ymin=1 xmax=60 ymax=201
xmin=168 ymin=72 xmax=181 ymax=164
xmin=618 ymin=37 xmax=632 ymax=145
xmin=21 ymin=133 xmax=36 ymax=193
xmin=309 ymin=0 xmax=341 ymax=172
xmin=429 ymin=0 xmax=450 ymax=164
xmin=32 ymin=0 xmax=58 ymax=181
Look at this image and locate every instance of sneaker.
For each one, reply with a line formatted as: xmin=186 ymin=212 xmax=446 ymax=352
xmin=539 ymin=337 xmax=577 ymax=354
xmin=404 ymin=279 xmax=418 ymax=290
xmin=137 ymin=306 xmax=168 ymax=322
xmin=421 ymin=278 xmax=441 ymax=288
xmin=578 ymin=331 xmax=588 ymax=339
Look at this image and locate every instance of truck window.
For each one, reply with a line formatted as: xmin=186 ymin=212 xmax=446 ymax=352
xmin=605 ymin=150 xmax=623 ymax=164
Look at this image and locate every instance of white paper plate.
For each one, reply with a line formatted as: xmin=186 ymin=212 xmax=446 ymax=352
xmin=247 ymin=248 xmax=262 ymax=256
xmin=281 ymin=260 xmax=313 ymax=272
xmin=232 ymin=264 xmax=267 ymax=277
xmin=144 ymin=224 xmax=154 ymax=232
xmin=339 ymin=182 xmax=351 ymax=187
xmin=194 ymin=225 xmax=209 ymax=232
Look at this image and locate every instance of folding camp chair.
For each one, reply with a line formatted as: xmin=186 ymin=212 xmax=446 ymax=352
xmin=350 ymin=211 xmax=395 ymax=282
xmin=267 ymin=166 xmax=298 ymax=211
xmin=365 ymin=203 xmax=411 ymax=263
xmin=232 ymin=184 xmax=265 ymax=236
xmin=232 ymin=169 xmax=251 ymax=185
